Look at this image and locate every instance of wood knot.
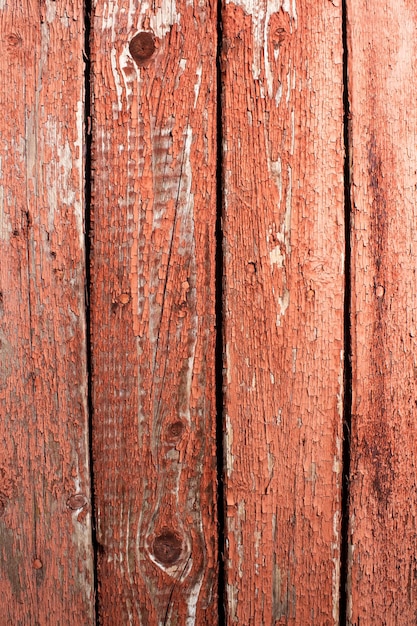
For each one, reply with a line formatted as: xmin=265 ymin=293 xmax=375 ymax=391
xmin=129 ymin=32 xmax=156 ymax=67
xmin=0 ymin=493 xmax=8 ymax=517
xmin=6 ymin=32 xmax=23 ymax=53
xmin=67 ymin=494 xmax=88 ymax=510
xmin=118 ymin=293 xmax=130 ymax=305
xmin=272 ymin=27 xmax=287 ymax=49
xmin=152 ymin=530 xmax=182 ymax=566
xmin=166 ymin=420 xmax=186 ymax=441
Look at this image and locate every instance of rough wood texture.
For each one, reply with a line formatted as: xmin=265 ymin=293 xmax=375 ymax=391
xmin=90 ymin=0 xmax=218 ymax=622
xmin=0 ymin=0 xmax=94 ymax=622
xmin=221 ymin=0 xmax=345 ymax=622
xmin=347 ymin=1 xmax=417 ymax=622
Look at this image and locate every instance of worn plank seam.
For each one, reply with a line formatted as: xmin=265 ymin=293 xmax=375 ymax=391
xmin=216 ymin=0 xmax=226 ymax=620
xmin=340 ymin=0 xmax=353 ymax=621
xmin=83 ymin=0 xmax=99 ymax=622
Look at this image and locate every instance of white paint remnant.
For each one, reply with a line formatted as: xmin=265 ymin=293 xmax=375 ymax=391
xmin=292 ymin=347 xmax=297 ymax=373
xmin=184 ymin=518 xmax=204 ymax=626
xmin=102 ymin=0 xmax=116 ymax=30
xmin=275 ymin=82 xmax=283 ymax=106
xmin=176 ymin=125 xmax=195 ymax=254
xmin=290 ymin=108 xmax=295 ymax=155
xmin=236 ymin=500 xmax=246 ymax=578
xmin=185 ymin=573 xmax=204 ymax=626
xmin=174 ymin=58 xmax=188 ymax=90
xmin=46 ymin=0 xmax=56 ymax=23
xmin=268 ymin=160 xmax=292 ymax=327
xmin=226 ymin=343 xmax=232 ymax=384
xmin=226 ymin=0 xmax=297 ymax=91
xmin=225 ymin=413 xmax=234 ymax=477
xmin=264 ymin=0 xmax=282 ymax=96
xmin=57 ymin=140 xmax=76 ymax=206
xmin=284 ymin=164 xmax=292 ymax=239
xmin=0 ymin=186 xmax=11 ymax=242
xmin=111 ymin=47 xmax=124 ymax=112
xmin=269 ymin=244 xmax=285 ymax=268
xmin=145 ymin=0 xmax=181 ymax=39
xmin=227 ymin=583 xmax=239 ymax=622
xmin=193 ymin=64 xmax=203 ymax=107
xmin=73 ymin=97 xmax=84 ymax=248
xmin=276 ymin=289 xmax=289 ymax=326
xmin=286 ymin=66 xmax=292 ymax=104
xmin=332 ymin=509 xmax=341 ymax=624
xmin=119 ymin=45 xmax=134 ymax=110
xmin=269 ymin=157 xmax=282 ymax=202
xmin=111 ymin=0 xmax=181 ymax=110
xmin=337 ymin=350 xmax=344 ymax=419
xmin=25 ymin=109 xmax=37 ymax=197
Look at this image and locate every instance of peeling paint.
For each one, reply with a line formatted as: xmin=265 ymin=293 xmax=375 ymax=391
xmin=332 ymin=510 xmax=340 ymax=624
xmin=0 ymin=186 xmax=11 ymax=242
xmin=269 ymin=244 xmax=284 ymax=268
xmin=226 ymin=0 xmax=297 ymax=91
xmin=225 ymin=413 xmax=234 ymax=478
xmin=276 ymin=289 xmax=290 ymax=326
xmin=193 ymin=64 xmax=203 ymax=108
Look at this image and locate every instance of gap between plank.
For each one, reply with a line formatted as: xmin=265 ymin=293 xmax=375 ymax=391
xmin=83 ymin=0 xmax=100 ymax=622
xmin=215 ymin=0 xmax=226 ymax=621
xmin=340 ymin=0 xmax=352 ymax=622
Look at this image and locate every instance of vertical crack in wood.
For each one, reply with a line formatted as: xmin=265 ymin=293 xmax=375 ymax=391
xmin=340 ymin=0 xmax=352 ymax=622
xmin=83 ymin=0 xmax=99 ymax=622
xmin=216 ymin=0 xmax=226 ymax=621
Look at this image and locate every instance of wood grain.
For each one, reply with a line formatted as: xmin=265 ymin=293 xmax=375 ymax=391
xmin=90 ymin=0 xmax=218 ymax=622
xmin=221 ymin=0 xmax=345 ymax=622
xmin=346 ymin=1 xmax=417 ymax=622
xmin=0 ymin=0 xmax=94 ymax=622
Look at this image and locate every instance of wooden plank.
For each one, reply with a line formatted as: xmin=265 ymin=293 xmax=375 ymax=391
xmin=221 ymin=1 xmax=345 ymax=622
xmin=90 ymin=0 xmax=218 ymax=622
xmin=346 ymin=1 xmax=417 ymax=622
xmin=0 ymin=1 xmax=94 ymax=622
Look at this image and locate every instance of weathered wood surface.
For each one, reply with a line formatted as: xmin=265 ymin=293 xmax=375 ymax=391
xmin=0 ymin=0 xmax=94 ymax=623
xmin=221 ymin=0 xmax=345 ymax=622
xmin=90 ymin=0 xmax=218 ymax=622
xmin=347 ymin=1 xmax=417 ymax=623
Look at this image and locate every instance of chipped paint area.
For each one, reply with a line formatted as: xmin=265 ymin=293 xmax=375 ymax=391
xmin=185 ymin=558 xmax=204 ymax=626
xmin=227 ymin=582 xmax=239 ymax=622
xmin=222 ymin=0 xmax=345 ymax=622
xmin=269 ymin=244 xmax=284 ymax=268
xmin=225 ymin=413 xmax=234 ymax=478
xmin=268 ymin=159 xmax=293 ymax=326
xmin=106 ymin=0 xmax=181 ymax=111
xmin=276 ymin=289 xmax=290 ymax=326
xmin=332 ymin=510 xmax=340 ymax=624
xmin=226 ymin=0 xmax=297 ymax=93
xmin=193 ymin=64 xmax=203 ymax=107
xmin=0 ymin=185 xmax=11 ymax=242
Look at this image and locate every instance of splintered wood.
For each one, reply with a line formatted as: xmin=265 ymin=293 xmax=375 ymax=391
xmin=221 ymin=0 xmax=345 ymax=623
xmin=0 ymin=0 xmax=94 ymax=623
xmin=90 ymin=0 xmax=218 ymax=622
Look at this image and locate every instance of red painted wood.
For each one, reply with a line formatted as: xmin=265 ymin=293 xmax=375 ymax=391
xmin=90 ymin=0 xmax=219 ymax=622
xmin=347 ymin=1 xmax=417 ymax=622
xmin=0 ymin=1 xmax=94 ymax=622
xmin=221 ymin=0 xmax=345 ymax=622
